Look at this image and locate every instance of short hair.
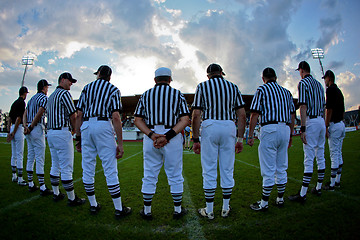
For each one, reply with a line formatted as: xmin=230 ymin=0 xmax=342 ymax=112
xmin=155 ymin=76 xmax=171 ymax=82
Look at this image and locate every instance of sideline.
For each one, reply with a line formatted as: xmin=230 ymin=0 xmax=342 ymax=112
xmin=0 ymin=151 xmax=142 ymax=214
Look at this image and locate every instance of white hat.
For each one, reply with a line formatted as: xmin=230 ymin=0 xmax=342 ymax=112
xmin=155 ymin=67 xmax=172 ymax=77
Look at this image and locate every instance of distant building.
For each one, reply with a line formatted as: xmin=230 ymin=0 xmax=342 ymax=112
xmin=344 ymin=109 xmax=359 ymax=127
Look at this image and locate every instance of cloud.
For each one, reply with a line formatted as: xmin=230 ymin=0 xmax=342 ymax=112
xmin=336 ymin=71 xmax=360 ymax=110
xmin=316 ymin=15 xmax=342 ymax=51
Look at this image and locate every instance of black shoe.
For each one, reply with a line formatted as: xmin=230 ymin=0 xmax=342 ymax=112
xmin=335 ymin=182 xmax=340 ymax=188
xmin=115 ymin=206 xmax=132 ymax=219
xmin=90 ymin=203 xmax=101 ymax=215
xmin=275 ymin=199 xmax=284 ymax=208
xmin=311 ymin=187 xmax=322 ymax=196
xmin=250 ymin=201 xmax=268 ymax=212
xmin=68 ymin=195 xmax=86 ymax=206
xmin=173 ymin=207 xmax=188 ymax=219
xmin=28 ymin=185 xmax=39 ymax=192
xmin=53 ymin=192 xmax=65 ymax=202
xmin=140 ymin=208 xmax=153 ymax=220
xmin=288 ymin=192 xmax=306 ymax=203
xmin=40 ymin=187 xmax=53 ymax=196
xmin=322 ymin=182 xmax=335 ymax=191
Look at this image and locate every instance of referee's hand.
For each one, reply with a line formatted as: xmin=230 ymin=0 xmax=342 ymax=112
xmin=301 ymin=132 xmax=307 ymax=144
xmin=116 ymin=145 xmax=124 ymax=159
xmin=235 ymin=142 xmax=243 ymax=153
xmin=193 ymin=142 xmax=200 ymax=154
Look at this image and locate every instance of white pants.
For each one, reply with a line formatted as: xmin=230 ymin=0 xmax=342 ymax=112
xmin=328 ymin=121 xmax=345 ymax=169
xmin=142 ymin=125 xmax=184 ymax=194
xmin=10 ymin=124 xmax=25 ymax=169
xmin=200 ymin=120 xmax=236 ymax=189
xmin=48 ymin=128 xmax=74 ymax=180
xmin=26 ymin=124 xmax=46 ymax=174
xmin=81 ymin=118 xmax=119 ymax=186
xmin=303 ymin=117 xmax=326 ymax=173
xmin=259 ymin=123 xmax=290 ymax=187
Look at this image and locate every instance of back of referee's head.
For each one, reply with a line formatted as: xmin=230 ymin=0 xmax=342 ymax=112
xmin=154 ymin=67 xmax=172 ymax=83
xmin=94 ymin=65 xmax=112 ymax=81
xmin=206 ymin=63 xmax=225 ymax=78
xmin=262 ymin=67 xmax=277 ymax=82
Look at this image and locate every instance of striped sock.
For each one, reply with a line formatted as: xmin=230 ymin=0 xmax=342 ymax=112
xmin=27 ymin=171 xmax=34 ymax=186
xmin=330 ymin=168 xmax=338 ymax=187
xmin=143 ymin=193 xmax=154 ymax=214
xmin=50 ymin=175 xmax=60 ymax=195
xmin=300 ymin=172 xmax=312 ymax=196
xmin=62 ymin=180 xmax=75 ymax=201
xmin=276 ymin=183 xmax=286 ymax=198
xmin=336 ymin=164 xmax=343 ymax=183
xmin=84 ymin=182 xmax=97 ymax=206
xmin=261 ymin=185 xmax=273 ymax=206
xmin=204 ymin=189 xmax=215 ymax=213
xmin=12 ymin=166 xmax=17 ymax=174
xmin=172 ymin=193 xmax=183 ymax=213
xmin=316 ymin=169 xmax=325 ymax=190
xmin=108 ymin=184 xmax=122 ymax=211
xmin=17 ymin=168 xmax=23 ymax=177
xmin=37 ymin=174 xmax=45 ymax=190
xmin=222 ymin=188 xmax=232 ymax=210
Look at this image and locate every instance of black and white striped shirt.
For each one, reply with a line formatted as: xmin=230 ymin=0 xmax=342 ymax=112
xmin=26 ymin=92 xmax=48 ymax=125
xmin=250 ymin=81 xmax=296 ymax=125
xmin=76 ymin=79 xmax=122 ymax=118
xmin=298 ymin=74 xmax=325 ymax=117
xmin=47 ymin=87 xmax=76 ymax=129
xmin=192 ymin=76 xmax=245 ymax=120
xmin=134 ymin=83 xmax=190 ymax=127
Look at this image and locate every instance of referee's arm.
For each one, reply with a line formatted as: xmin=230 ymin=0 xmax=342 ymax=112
xmin=235 ymin=107 xmax=246 ymax=153
xmin=112 ymin=111 xmax=124 ymax=159
xmin=248 ymin=111 xmax=260 ymax=147
xmin=74 ymin=110 xmax=83 ymax=152
xmin=191 ymin=109 xmax=202 ymax=154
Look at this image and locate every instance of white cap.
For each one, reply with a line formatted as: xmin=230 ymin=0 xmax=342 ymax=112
xmin=155 ymin=67 xmax=172 ymax=77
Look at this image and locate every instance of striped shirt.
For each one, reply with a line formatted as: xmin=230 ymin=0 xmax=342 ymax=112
xmin=250 ymin=81 xmax=296 ymax=125
xmin=192 ymin=76 xmax=245 ymax=120
xmin=76 ymin=79 xmax=122 ymax=118
xmin=134 ymin=83 xmax=190 ymax=127
xmin=26 ymin=92 xmax=48 ymax=125
xmin=298 ymin=74 xmax=325 ymax=117
xmin=47 ymin=86 xmax=76 ymax=129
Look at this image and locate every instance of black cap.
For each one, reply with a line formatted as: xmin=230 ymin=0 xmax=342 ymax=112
xmin=207 ymin=63 xmax=226 ymax=76
xmin=262 ymin=67 xmax=277 ymax=79
xmin=59 ymin=72 xmax=77 ymax=83
xmin=94 ymin=65 xmax=112 ymax=77
xmin=37 ymin=79 xmax=52 ymax=92
xmin=19 ymin=86 xmax=29 ymax=96
xmin=322 ymin=70 xmax=335 ymax=80
xmin=296 ymin=61 xmax=310 ymax=72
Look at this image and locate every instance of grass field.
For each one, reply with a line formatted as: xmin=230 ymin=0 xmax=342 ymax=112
xmin=0 ymin=131 xmax=359 ymax=240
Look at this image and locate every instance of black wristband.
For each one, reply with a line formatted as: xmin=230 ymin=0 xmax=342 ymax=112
xmin=147 ymin=131 xmax=154 ymax=139
xmin=165 ymin=129 xmax=176 ymax=141
xmin=300 ymin=126 xmax=306 ymax=133
xmin=75 ymin=135 xmax=81 ymax=141
xmin=28 ymin=125 xmax=33 ymax=131
xmin=192 ymin=137 xmax=200 ymax=143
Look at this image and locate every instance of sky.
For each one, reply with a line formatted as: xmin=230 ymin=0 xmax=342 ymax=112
xmin=0 ymin=0 xmax=359 ymax=114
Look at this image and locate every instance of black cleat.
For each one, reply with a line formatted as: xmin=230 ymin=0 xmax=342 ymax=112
xmin=335 ymin=182 xmax=340 ymax=188
xmin=173 ymin=207 xmax=188 ymax=219
xmin=288 ymin=192 xmax=306 ymax=203
xmin=115 ymin=206 xmax=132 ymax=219
xmin=311 ymin=187 xmax=322 ymax=196
xmin=28 ymin=185 xmax=39 ymax=192
xmin=250 ymin=201 xmax=268 ymax=212
xmin=90 ymin=203 xmax=101 ymax=215
xmin=68 ymin=195 xmax=86 ymax=206
xmin=275 ymin=199 xmax=284 ymax=208
xmin=140 ymin=208 xmax=153 ymax=220
xmin=40 ymin=187 xmax=53 ymax=196
xmin=322 ymin=182 xmax=335 ymax=191
xmin=53 ymin=192 xmax=65 ymax=202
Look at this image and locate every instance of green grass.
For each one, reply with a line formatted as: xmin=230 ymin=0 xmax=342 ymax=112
xmin=0 ymin=131 xmax=359 ymax=240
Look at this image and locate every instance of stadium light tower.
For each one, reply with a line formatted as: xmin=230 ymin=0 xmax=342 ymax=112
xmin=311 ymin=48 xmax=325 ymax=77
xmin=21 ymin=56 xmax=34 ymax=87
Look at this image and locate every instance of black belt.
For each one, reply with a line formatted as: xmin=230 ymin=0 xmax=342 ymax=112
xmin=261 ymin=121 xmax=289 ymax=127
xmin=83 ymin=117 xmax=109 ymax=121
xmin=148 ymin=124 xmax=174 ymax=129
xmin=309 ymin=115 xmax=322 ymax=119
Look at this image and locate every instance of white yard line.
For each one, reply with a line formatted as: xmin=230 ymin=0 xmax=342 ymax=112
xmin=0 ymin=151 xmax=143 ymax=214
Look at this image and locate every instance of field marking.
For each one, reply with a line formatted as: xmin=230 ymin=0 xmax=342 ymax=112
xmin=0 ymin=151 xmax=143 ymax=214
xmin=235 ymin=158 xmax=360 ymax=202
xmin=182 ymin=176 xmax=206 ymax=240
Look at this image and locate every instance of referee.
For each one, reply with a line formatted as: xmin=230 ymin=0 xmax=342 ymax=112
xmin=24 ymin=79 xmax=53 ymax=196
xmin=248 ymin=67 xmax=295 ymax=211
xmin=47 ymin=72 xmax=86 ymax=205
xmin=7 ymin=86 xmax=29 ymax=185
xmin=192 ymin=63 xmax=246 ymax=219
xmin=75 ymin=65 xmax=131 ymax=218
xmin=322 ymin=70 xmax=345 ymax=191
xmin=134 ymin=67 xmax=190 ymax=220
xmin=289 ymin=61 xmax=326 ymax=202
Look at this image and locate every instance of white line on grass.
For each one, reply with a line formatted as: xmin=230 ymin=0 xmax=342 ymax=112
xmin=182 ymin=177 xmax=206 ymax=240
xmin=235 ymin=158 xmax=360 ymax=202
xmin=0 ymin=151 xmax=143 ymax=214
